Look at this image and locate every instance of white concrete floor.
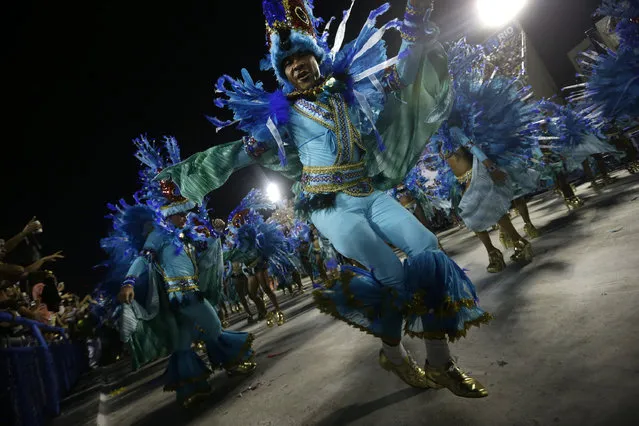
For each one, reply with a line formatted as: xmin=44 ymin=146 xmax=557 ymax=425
xmin=104 ymin=171 xmax=639 ymax=426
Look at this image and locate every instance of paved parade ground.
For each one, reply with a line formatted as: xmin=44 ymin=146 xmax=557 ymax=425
xmin=89 ymin=171 xmax=639 ymax=426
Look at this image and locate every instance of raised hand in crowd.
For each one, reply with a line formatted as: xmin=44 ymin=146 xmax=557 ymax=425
xmin=3 ymin=217 xmax=43 ymax=254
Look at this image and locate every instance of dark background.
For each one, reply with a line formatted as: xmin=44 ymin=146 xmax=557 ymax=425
xmin=3 ymin=0 xmax=601 ymax=294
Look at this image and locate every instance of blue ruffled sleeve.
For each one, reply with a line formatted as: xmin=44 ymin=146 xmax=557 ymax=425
xmin=122 ymin=230 xmax=163 ymax=287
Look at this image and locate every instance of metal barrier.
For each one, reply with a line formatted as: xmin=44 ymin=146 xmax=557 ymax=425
xmin=0 ymin=312 xmax=88 ymax=426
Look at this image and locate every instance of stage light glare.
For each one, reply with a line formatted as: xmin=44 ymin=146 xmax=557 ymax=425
xmin=477 ymin=0 xmax=527 ymax=28
xmin=266 ymin=182 xmax=281 ymax=203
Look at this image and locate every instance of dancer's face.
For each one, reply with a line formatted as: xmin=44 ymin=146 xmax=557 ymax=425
xmin=168 ymin=213 xmax=187 ymax=228
xmin=283 ymin=52 xmax=321 ymax=91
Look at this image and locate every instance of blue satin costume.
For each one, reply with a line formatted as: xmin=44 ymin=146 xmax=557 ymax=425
xmin=156 ymin=1 xmax=491 ymax=344
xmin=123 ymin=229 xmax=253 ymax=403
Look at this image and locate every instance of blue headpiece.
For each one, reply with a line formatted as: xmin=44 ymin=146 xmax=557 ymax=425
xmin=261 ymin=0 xmax=328 ymax=90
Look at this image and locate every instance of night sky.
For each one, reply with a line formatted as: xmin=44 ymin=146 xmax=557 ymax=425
xmin=5 ymin=0 xmax=601 ymax=294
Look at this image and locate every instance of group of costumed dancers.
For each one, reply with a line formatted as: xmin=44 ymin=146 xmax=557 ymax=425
xmin=95 ymin=0 xmax=638 ymax=408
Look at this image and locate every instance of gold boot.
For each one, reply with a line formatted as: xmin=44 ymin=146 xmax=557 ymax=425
xmin=486 ymin=249 xmax=505 ymax=273
xmin=276 ymin=311 xmax=285 ymax=326
xmin=511 ymin=239 xmax=533 ymax=264
xmin=378 ymin=349 xmax=438 ymax=389
xmin=499 ymin=229 xmax=514 ymax=249
xmin=424 ymin=360 xmax=488 ymax=398
xmin=523 ymin=223 xmax=540 ymax=239
xmin=226 ymin=360 xmax=257 ymax=377
xmin=565 ymin=196 xmax=584 ymax=210
xmin=222 ymin=319 xmax=230 ymax=328
xmin=181 ymin=390 xmax=212 ymax=408
xmin=265 ymin=311 xmax=275 ymax=327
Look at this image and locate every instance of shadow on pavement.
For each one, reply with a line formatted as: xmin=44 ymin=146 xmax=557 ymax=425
xmin=313 ymin=387 xmax=429 ymax=426
xmin=129 ymin=372 xmax=252 ymax=426
xmin=130 ymin=304 xmax=325 ymax=426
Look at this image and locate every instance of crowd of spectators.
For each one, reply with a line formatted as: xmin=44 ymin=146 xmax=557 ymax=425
xmin=0 ymin=218 xmax=87 ymax=329
xmin=0 ymin=218 xmax=106 ymax=426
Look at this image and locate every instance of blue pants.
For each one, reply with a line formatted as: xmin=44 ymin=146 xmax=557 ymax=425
xmin=311 ymin=191 xmax=440 ymax=341
xmin=311 ymin=191 xmax=439 ymax=286
xmin=165 ymin=299 xmax=252 ymax=403
xmin=175 ymin=299 xmax=223 ymax=350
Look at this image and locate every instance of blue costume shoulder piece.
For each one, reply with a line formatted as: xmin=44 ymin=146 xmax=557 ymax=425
xmin=434 ymin=38 xmax=539 ymax=169
xmin=595 ymin=0 xmax=639 ymax=50
xmin=564 ymin=1 xmax=639 ymax=124
xmin=537 ymin=100 xmax=604 ymax=150
xmin=208 ymin=2 xmax=406 ymax=166
xmin=565 ymin=48 xmax=639 ymax=124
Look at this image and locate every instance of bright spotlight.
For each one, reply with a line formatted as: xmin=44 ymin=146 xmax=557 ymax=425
xmin=266 ymin=182 xmax=281 ymax=203
xmin=477 ymin=0 xmax=527 ymax=28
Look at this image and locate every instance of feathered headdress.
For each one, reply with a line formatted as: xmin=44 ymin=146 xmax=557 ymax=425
xmin=133 ymin=135 xmax=197 ymax=216
xmin=209 ymin=1 xmax=406 ymax=166
xmin=227 ymin=188 xmax=275 ymax=227
xmin=261 ymin=0 xmax=328 ymax=90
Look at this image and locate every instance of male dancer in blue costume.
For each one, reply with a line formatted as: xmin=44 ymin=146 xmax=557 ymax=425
xmin=107 ymin=137 xmax=256 ymax=408
xmin=158 ymin=0 xmax=490 ymax=398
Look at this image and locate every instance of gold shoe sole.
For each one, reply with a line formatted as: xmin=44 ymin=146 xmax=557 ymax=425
xmin=227 ymin=362 xmax=257 ymax=377
xmin=181 ymin=390 xmax=212 ymax=408
xmin=265 ymin=312 xmax=275 ymax=327
xmin=378 ymin=351 xmax=440 ymax=389
xmin=424 ymin=368 xmax=488 ymax=398
xmin=511 ymin=243 xmax=533 ymax=263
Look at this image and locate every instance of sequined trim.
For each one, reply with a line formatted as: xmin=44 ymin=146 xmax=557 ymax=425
xmin=293 ymin=99 xmax=336 ymax=131
xmin=160 ymin=198 xmax=191 ymax=210
xmin=400 ymin=30 xmax=419 ymax=42
xmin=312 ymin=272 xmax=401 ymax=343
xmin=222 ymin=333 xmax=255 ymax=371
xmin=294 ymin=93 xmax=364 ymax=167
xmin=164 ymin=277 xmax=200 ymax=294
xmin=242 ymin=136 xmax=269 ymax=159
xmin=401 ymin=292 xmax=483 ymax=317
xmin=406 ymin=1 xmax=429 ymax=15
xmin=301 ymin=162 xmax=372 ymax=195
xmin=383 ymin=65 xmax=405 ymax=93
xmin=330 ymin=95 xmax=360 ymax=164
xmin=456 ymin=169 xmax=472 ymax=185
xmin=403 ymin=313 xmax=494 ymax=342
xmin=122 ymin=277 xmax=136 ymax=287
xmin=343 ymin=180 xmax=375 ymax=197
xmin=313 ymin=272 xmax=493 ymax=343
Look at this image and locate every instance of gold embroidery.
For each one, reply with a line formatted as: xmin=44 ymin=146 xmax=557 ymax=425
xmin=303 ymin=178 xmax=369 ymax=194
xmin=163 ymin=274 xmax=198 ymax=282
xmin=160 ymin=199 xmax=191 ymax=210
xmin=302 ymin=161 xmax=366 ymax=174
xmin=166 ymin=284 xmax=199 ymax=293
xmin=292 ymin=102 xmax=336 ymax=132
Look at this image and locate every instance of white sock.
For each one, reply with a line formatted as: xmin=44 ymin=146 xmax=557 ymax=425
xmin=382 ymin=341 xmax=408 ymax=365
xmin=424 ymin=339 xmax=451 ymax=368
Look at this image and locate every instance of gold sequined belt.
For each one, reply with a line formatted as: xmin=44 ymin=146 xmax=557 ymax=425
xmin=301 ymin=161 xmax=373 ymax=196
xmin=165 ymin=276 xmax=200 ymax=293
